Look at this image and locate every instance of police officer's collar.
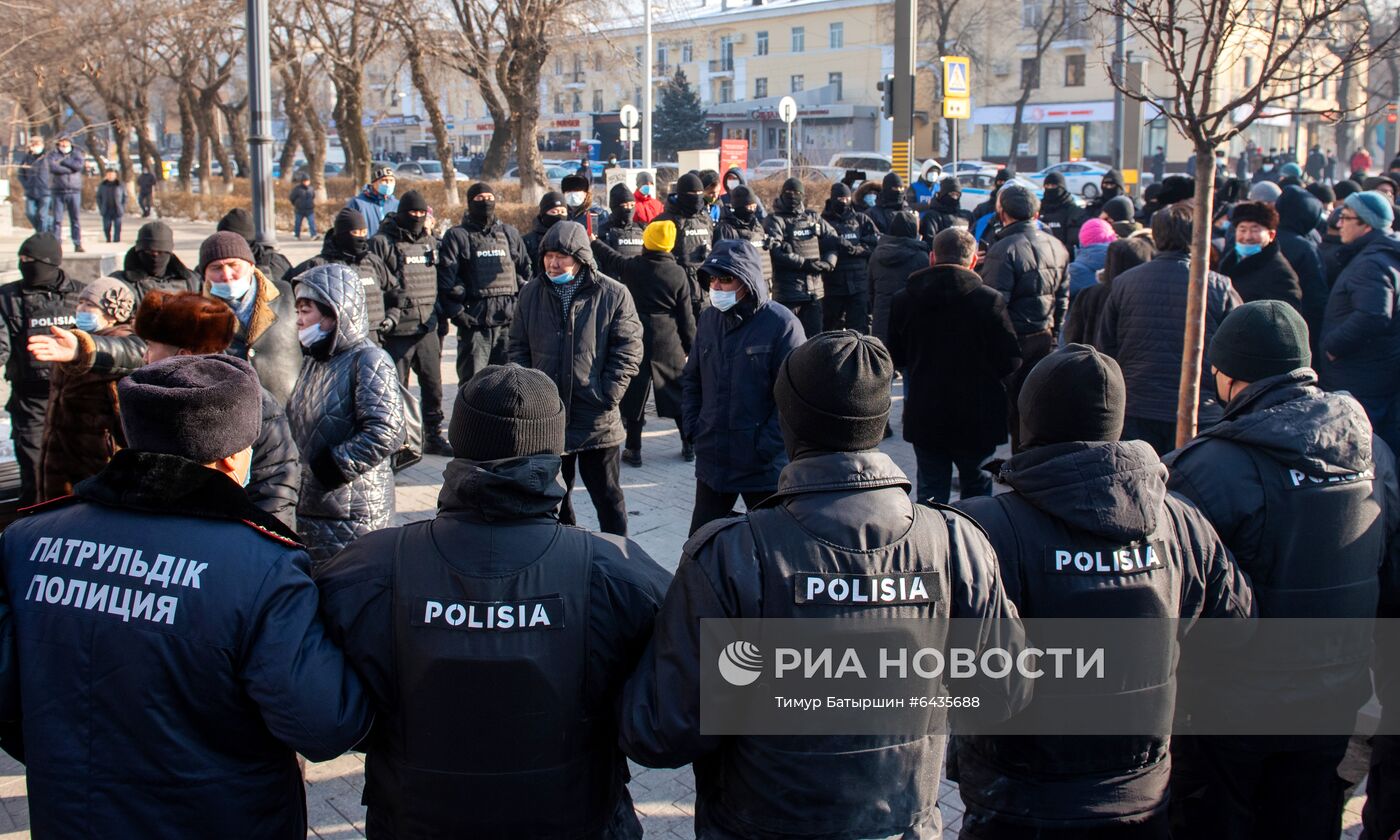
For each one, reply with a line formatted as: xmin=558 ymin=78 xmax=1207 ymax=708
xmin=756 ymin=450 xmax=910 ymax=507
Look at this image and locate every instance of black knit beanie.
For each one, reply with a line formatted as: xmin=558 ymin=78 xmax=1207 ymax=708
xmin=774 ymin=331 xmax=893 ymax=454
xmin=448 ymin=365 xmax=566 ymax=461
xmin=1209 ymin=300 xmax=1311 ymax=383
xmin=538 ymin=191 xmax=566 ymax=213
xmin=398 ymin=190 xmax=429 ymax=214
xmin=216 ymin=208 xmax=255 ymax=241
xmin=467 ymin=182 xmax=494 ymax=201
xmin=19 ymin=232 xmax=62 ymax=266
xmin=1019 ymin=344 xmax=1126 ymax=448
xmin=135 ymin=221 xmax=175 ymax=252
xmin=334 ymin=207 xmax=367 ymax=234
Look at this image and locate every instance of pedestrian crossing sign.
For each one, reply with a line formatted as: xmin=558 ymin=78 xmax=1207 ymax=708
xmin=942 ymin=57 xmax=971 ymax=99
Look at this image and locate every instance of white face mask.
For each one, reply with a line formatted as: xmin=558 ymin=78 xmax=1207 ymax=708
xmin=726 ymin=178 xmax=740 ymax=190
xmin=564 ymin=191 xmax=587 ymax=208
xmin=209 ymin=276 xmax=254 ymax=301
xmin=298 ymin=323 xmax=330 ymax=347
xmin=710 ymin=288 xmax=739 ymax=311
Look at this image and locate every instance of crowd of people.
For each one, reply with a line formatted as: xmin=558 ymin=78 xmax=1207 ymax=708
xmin=0 ymin=150 xmax=1396 ymax=840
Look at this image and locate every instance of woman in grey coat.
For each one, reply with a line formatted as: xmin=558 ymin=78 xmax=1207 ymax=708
xmin=287 ymin=263 xmax=405 ymax=563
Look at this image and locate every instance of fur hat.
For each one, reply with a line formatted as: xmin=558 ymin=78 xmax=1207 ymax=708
xmin=134 ymin=290 xmax=236 ymax=354
xmin=1230 ymin=201 xmax=1279 ymax=230
xmin=119 ymin=355 xmax=262 ymax=463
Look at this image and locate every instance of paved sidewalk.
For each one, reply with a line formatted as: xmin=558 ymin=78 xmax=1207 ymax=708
xmin=0 ymin=211 xmax=1377 ymax=838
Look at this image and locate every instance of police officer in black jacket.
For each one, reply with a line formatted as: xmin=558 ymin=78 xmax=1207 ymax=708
xmin=370 ymin=189 xmax=450 ymax=455
xmin=286 ymin=208 xmax=394 ymax=346
xmin=621 ymin=331 xmax=1029 ymax=840
xmin=820 ymin=182 xmax=879 ymax=333
xmin=713 ymin=185 xmax=774 ymax=288
xmin=764 ymin=178 xmax=839 ymax=337
xmin=600 ymin=183 xmax=646 ymax=258
xmin=0 ymin=233 xmax=81 ymax=505
xmin=316 ymin=365 xmax=671 ymax=839
xmin=655 ymin=172 xmax=716 ymax=315
xmin=1164 ymin=301 xmax=1400 ymax=840
xmin=437 ymin=182 xmax=530 ymax=385
xmin=953 ymin=344 xmax=1255 ymax=840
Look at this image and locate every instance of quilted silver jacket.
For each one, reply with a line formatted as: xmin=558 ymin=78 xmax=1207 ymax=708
xmin=287 ymin=263 xmax=405 ymax=562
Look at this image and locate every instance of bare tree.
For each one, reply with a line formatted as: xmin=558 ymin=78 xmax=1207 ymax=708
xmin=300 ymin=0 xmax=382 ymax=184
xmin=919 ymin=0 xmax=986 ymax=158
xmin=271 ymin=0 xmax=329 ymax=197
xmin=374 ymin=6 xmax=460 ymax=203
xmin=1095 ymin=0 xmax=1391 ymax=446
xmin=1008 ymin=0 xmax=1073 ymax=168
xmin=444 ymin=0 xmax=513 ymax=178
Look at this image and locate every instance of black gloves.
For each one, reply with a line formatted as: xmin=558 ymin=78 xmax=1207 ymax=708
xmin=310 ymin=449 xmax=350 ymax=489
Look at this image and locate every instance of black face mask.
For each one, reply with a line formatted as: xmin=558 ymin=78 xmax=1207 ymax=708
xmin=677 ymin=193 xmax=706 ymax=216
xmin=468 ymin=200 xmax=496 ymax=224
xmin=733 ymin=206 xmax=755 ymax=223
xmin=139 ymin=250 xmax=172 ymax=277
xmin=540 ymin=213 xmax=563 ymax=229
xmin=1102 ymin=183 xmax=1121 ymax=197
xmin=20 ymin=261 xmax=60 ymax=288
xmin=612 ymin=206 xmax=635 ymax=226
xmin=402 ymin=214 xmax=426 ymax=235
xmin=783 ymin=191 xmax=805 ymax=213
xmin=336 ymin=231 xmax=369 ymax=257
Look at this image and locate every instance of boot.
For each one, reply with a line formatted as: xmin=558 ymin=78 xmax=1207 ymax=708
xmin=424 ymin=428 xmax=453 ymax=457
xmin=622 ymin=447 xmax=642 ymax=467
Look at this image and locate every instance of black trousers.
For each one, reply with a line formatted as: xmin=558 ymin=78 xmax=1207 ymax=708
xmin=455 ymin=324 xmax=510 ymax=386
xmin=822 ymin=291 xmax=869 ymax=334
xmin=1365 ymin=731 xmax=1400 ymax=839
xmin=9 ymin=393 xmax=47 ymax=508
xmin=383 ymin=331 xmax=444 ymax=430
xmin=1005 ymin=330 xmax=1055 ymax=453
xmin=101 ymin=215 xmax=122 ymax=242
xmin=623 ymin=416 xmax=686 ymax=451
xmin=560 ymin=446 xmax=627 ymax=536
xmin=1169 ymin=735 xmax=1350 ymax=840
xmin=785 ymin=299 xmax=824 ymax=338
xmin=138 ymin=193 xmax=152 ymax=217
xmin=960 ymin=809 xmax=1168 ymax=840
xmin=689 ymin=479 xmax=773 ymax=535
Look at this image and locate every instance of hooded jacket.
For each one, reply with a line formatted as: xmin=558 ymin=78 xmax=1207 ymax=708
xmin=287 ymin=232 xmax=395 ymax=338
xmin=1216 ymin=239 xmax=1305 ymax=311
xmin=523 ymin=213 xmax=565 ymax=280
xmin=314 ymin=454 xmax=671 ymax=839
xmin=980 ymin=219 xmax=1071 ymax=337
xmin=286 ymin=264 xmax=406 ymax=563
xmin=1037 ymin=185 xmax=1083 ymax=255
xmin=0 ymin=449 xmax=370 ymax=839
xmin=1167 ymin=371 xmax=1400 ymax=732
xmin=110 ymin=249 xmax=200 ymax=300
xmin=1097 ymin=251 xmax=1240 ymax=423
xmin=889 ymin=265 xmax=1022 ymax=452
xmin=863 ymin=174 xmax=911 ymax=232
xmin=591 ymin=239 xmax=696 ymax=423
xmin=954 ymin=441 xmax=1254 ymax=827
xmin=919 ymin=190 xmax=973 ymax=244
xmin=763 ymin=188 xmax=839 ymax=305
xmin=1067 ymin=242 xmax=1109 ymax=300
xmin=1083 ymin=170 xmax=1130 ymax=219
xmin=1275 ymin=185 xmax=1331 ymax=338
xmin=680 ymin=239 xmax=805 ymax=493
xmin=820 ymin=195 xmax=880 ymax=297
xmin=621 ymin=450 xmax=1029 ymax=840
xmin=508 ymin=222 xmax=644 ymax=453
xmin=1320 ymin=227 xmax=1400 ymax=399
xmin=868 ymin=215 xmax=932 ymax=347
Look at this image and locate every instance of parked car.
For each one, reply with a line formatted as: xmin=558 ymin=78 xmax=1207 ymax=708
xmin=956 ymin=171 xmax=1043 ymax=215
xmin=755 ymin=165 xmax=844 ymax=184
xmin=1025 ymin=161 xmax=1112 ymax=198
xmin=396 ymin=160 xmax=454 ymax=181
xmin=829 ymin=152 xmax=894 ymax=173
xmin=751 ymin=158 xmax=794 ymax=179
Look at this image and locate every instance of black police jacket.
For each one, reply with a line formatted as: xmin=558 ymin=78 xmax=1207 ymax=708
xmin=0 ymin=271 xmax=82 ymax=396
xmin=315 ymin=454 xmax=671 ymax=839
xmin=621 ymin=450 xmax=1029 ymax=840
xmin=954 ymin=440 xmax=1254 ymax=827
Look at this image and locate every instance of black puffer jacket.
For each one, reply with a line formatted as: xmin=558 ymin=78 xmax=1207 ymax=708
xmin=1216 ymin=240 xmax=1304 ymax=311
xmin=1275 ymin=185 xmax=1330 ymax=338
xmin=1320 ymin=228 xmax=1400 ymax=400
xmin=1167 ymin=371 xmax=1400 ymax=733
xmin=868 ymin=215 xmax=931 ymax=347
xmin=979 ymin=219 xmax=1071 ymax=336
xmin=919 ymin=191 xmax=973 ymax=244
xmin=508 ymin=222 xmax=644 ymax=453
xmin=863 ymin=175 xmax=911 ymax=233
xmin=820 ymin=199 xmax=880 ymax=297
xmin=110 ymin=249 xmax=200 ymax=300
xmin=286 ymin=264 xmax=406 ymax=563
xmin=286 ymin=232 xmax=395 ymax=338
xmin=1097 ymin=251 xmax=1240 ymax=423
xmin=1037 ymin=186 xmax=1083 ymax=256
xmin=763 ymin=192 xmax=838 ymax=305
xmin=954 ymin=441 xmax=1254 ymax=828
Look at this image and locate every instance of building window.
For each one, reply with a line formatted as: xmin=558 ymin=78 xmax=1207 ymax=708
xmin=554 ymin=94 xmax=563 ymax=114
xmin=634 ymin=86 xmax=642 ymax=107
xmin=592 ymin=90 xmax=603 ymax=112
xmin=755 ymin=76 xmax=769 ymax=98
xmin=634 ymin=46 xmax=643 ymax=66
xmin=1065 ymin=54 xmax=1085 ymax=86
xmin=791 ymin=74 xmax=805 ymax=92
xmin=829 ymin=22 xmax=843 ymax=49
xmin=1022 ymin=0 xmax=1042 ymax=27
xmin=681 ymin=40 xmax=693 ymax=63
xmin=1021 ymin=58 xmax=1040 ymax=89
xmin=1244 ymin=57 xmax=1255 ymax=87
xmin=792 ymin=27 xmax=805 ymax=53
xmin=658 ymin=45 xmax=669 ymax=69
xmin=828 ymin=72 xmax=843 ymax=100
xmin=719 ymin=35 xmax=734 ymax=70
xmin=554 ymin=55 xmax=564 ymax=75
xmin=756 ymin=30 xmax=769 ymax=55
xmin=718 ymin=79 xmax=733 ymax=103
xmin=572 ymin=92 xmax=582 ymax=112
xmin=593 ymin=52 xmax=604 ymax=72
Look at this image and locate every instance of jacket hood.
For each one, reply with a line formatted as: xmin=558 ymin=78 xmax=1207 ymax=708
xmin=1189 ymin=370 xmax=1374 ymax=475
xmin=700 ymin=238 xmax=770 ymax=302
xmin=122 ymin=247 xmax=192 ymax=280
xmin=539 ymin=220 xmax=597 ymax=271
xmin=292 ymin=262 xmax=369 ymax=354
xmin=932 ymin=191 xmax=963 ymax=213
xmin=1041 ymin=186 xmax=1075 ymax=210
xmin=998 ymin=440 xmax=1167 ymax=542
xmin=723 ymin=167 xmax=746 ymax=186
xmin=872 ymin=232 xmax=928 ymax=267
xmin=436 ymin=455 xmax=567 ymax=520
xmin=1276 ymin=185 xmax=1325 ymax=236
xmin=906 ymin=265 xmax=981 ymax=304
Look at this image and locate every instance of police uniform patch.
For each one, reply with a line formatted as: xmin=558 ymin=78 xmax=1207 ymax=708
xmin=1044 ymin=542 xmax=1163 ymax=575
xmin=793 ymin=573 xmax=937 ymax=605
xmin=414 ymin=595 xmax=564 ymax=630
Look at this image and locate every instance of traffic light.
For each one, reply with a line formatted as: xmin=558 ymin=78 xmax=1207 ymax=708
xmin=877 ymin=74 xmax=894 ymax=120
xmin=1388 ymin=103 xmax=1397 ymax=125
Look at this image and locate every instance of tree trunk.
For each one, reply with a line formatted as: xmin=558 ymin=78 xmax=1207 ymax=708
xmin=129 ymin=94 xmax=162 ymax=182
xmin=477 ymin=80 xmax=512 ymax=178
xmin=177 ymin=87 xmax=197 ymax=190
xmin=221 ymin=99 xmax=251 ymax=178
xmin=277 ymin=72 xmax=304 ymax=184
xmin=1176 ymin=144 xmax=1218 ymax=449
xmin=306 ymin=101 xmax=329 ymax=201
xmin=405 ymin=38 xmax=458 ymax=204
xmin=106 ymin=104 xmax=136 ymax=201
xmin=1009 ymin=97 xmax=1030 ymax=170
xmin=334 ymin=66 xmax=371 ymax=185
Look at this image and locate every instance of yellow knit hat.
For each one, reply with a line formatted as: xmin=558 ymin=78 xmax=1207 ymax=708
xmin=643 ymin=220 xmax=677 ymax=252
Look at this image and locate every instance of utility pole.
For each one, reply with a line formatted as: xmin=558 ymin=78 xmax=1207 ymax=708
xmin=1112 ymin=0 xmax=1125 ymax=170
xmin=892 ymin=0 xmax=916 ymax=182
xmin=643 ymin=1 xmax=654 ymax=169
xmin=246 ymin=0 xmax=275 ymax=244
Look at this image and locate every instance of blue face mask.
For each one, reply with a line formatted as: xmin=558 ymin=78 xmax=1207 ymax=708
xmin=709 ymin=289 xmax=738 ymax=311
xmin=74 ymin=311 xmax=101 ymax=332
xmin=548 ymin=271 xmax=574 ymax=285
xmin=863 ymin=194 xmax=877 ymax=207
xmin=209 ymin=276 xmax=254 ymax=301
xmin=1234 ymin=242 xmax=1263 ymax=259
xmin=640 ymin=185 xmax=653 ymax=197
xmin=376 ymin=181 xmax=395 ymax=197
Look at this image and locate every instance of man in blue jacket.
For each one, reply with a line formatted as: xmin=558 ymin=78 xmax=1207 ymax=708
xmin=0 ymin=354 xmax=370 ymax=839
xmin=17 ymin=136 xmax=50 ymax=234
xmin=1321 ymin=190 xmax=1400 ymax=452
xmin=680 ymin=238 xmax=805 ymax=534
xmin=47 ymin=136 xmax=86 ymax=252
xmin=347 ymin=166 xmax=400 ymax=237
